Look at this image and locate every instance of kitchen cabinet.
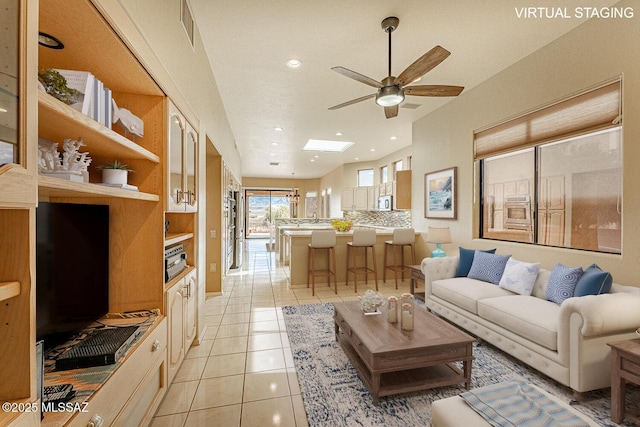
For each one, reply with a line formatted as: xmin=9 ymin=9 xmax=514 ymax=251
xmin=394 ymin=170 xmax=411 ymax=209
xmin=166 ymin=267 xmax=197 ymax=383
xmin=538 ymin=176 xmax=565 ymax=245
xmin=168 ymin=102 xmax=198 ymax=212
xmin=341 ymin=187 xmax=369 ymax=211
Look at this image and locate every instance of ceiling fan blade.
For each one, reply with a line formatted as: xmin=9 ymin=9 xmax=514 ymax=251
xmin=331 ymin=66 xmax=383 ymax=89
xmin=395 ymin=45 xmax=451 ymax=87
xmin=405 ymin=85 xmax=464 ymax=97
xmin=328 ymin=93 xmax=376 ymax=110
xmin=384 ymin=105 xmax=398 ymax=119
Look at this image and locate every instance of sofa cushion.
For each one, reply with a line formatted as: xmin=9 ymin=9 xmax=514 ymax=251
xmin=546 ymin=263 xmax=583 ymax=305
xmin=498 ymin=258 xmax=540 ymax=296
xmin=574 ymin=264 xmax=612 ymax=297
xmin=478 ymin=296 xmax=560 ymax=351
xmin=432 ymin=277 xmax=515 ymax=314
xmin=467 ymin=252 xmax=511 ymax=285
xmin=455 ymin=247 xmax=496 ymax=277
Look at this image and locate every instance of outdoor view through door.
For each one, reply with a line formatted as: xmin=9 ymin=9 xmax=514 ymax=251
xmin=246 ymin=190 xmax=291 ymax=238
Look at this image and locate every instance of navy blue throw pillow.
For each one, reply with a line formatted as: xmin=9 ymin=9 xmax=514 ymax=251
xmin=456 ymin=247 xmax=497 ymax=277
xmin=574 ymin=263 xmax=612 ymax=297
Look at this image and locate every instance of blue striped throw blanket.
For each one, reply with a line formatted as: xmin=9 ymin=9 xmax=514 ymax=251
xmin=460 ymin=380 xmax=590 ymax=427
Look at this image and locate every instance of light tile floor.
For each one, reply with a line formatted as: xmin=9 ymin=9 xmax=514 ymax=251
xmin=151 ymin=238 xmax=415 ymax=427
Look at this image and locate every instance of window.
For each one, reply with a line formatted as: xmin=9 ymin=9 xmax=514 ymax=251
xmin=393 ymin=160 xmax=403 ymax=179
xmin=305 ymin=191 xmax=318 ymax=218
xmin=380 ymin=166 xmax=388 ymax=183
xmin=358 ymin=169 xmax=373 ymax=187
xmin=477 ymin=78 xmax=622 ymax=254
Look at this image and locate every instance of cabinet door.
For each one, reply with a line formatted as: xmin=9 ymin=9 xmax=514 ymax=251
xmin=353 ymin=187 xmax=368 ymax=210
xmin=184 ymin=123 xmax=198 ymax=212
xmin=546 ymin=210 xmax=565 ymax=246
xmin=184 ymin=270 xmax=197 ymax=349
xmin=546 ymin=176 xmax=565 ymax=210
xmin=168 ymin=106 xmax=185 ymax=212
xmin=341 ymin=189 xmax=354 ymax=211
xmin=367 ymin=186 xmax=375 ymax=210
xmin=167 ymin=280 xmax=185 ymax=383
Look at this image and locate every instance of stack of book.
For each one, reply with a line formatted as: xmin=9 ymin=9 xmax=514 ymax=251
xmin=44 ymin=69 xmax=113 ymax=128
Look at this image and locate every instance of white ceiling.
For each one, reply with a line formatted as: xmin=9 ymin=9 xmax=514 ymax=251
xmin=190 ymin=0 xmax=615 ymax=179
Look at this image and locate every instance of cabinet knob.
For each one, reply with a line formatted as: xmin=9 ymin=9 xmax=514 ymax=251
xmin=152 ymin=339 xmax=161 ymax=352
xmin=87 ymin=414 xmax=104 ymax=427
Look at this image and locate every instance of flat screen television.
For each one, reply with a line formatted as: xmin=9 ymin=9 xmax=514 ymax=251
xmin=36 ymin=202 xmax=110 ymax=351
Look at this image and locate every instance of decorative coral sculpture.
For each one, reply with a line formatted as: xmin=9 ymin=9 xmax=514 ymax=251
xmin=360 ymin=289 xmax=385 ymax=313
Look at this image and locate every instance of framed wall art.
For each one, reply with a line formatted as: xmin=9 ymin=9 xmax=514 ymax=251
xmin=425 ymin=166 xmax=457 ymax=219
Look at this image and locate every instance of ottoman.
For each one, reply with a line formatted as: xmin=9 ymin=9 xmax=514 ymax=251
xmin=431 ymin=383 xmax=599 ymax=427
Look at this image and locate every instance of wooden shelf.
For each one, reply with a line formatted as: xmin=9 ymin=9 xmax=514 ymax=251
xmin=38 ymin=175 xmax=159 ymax=201
xmin=38 ymin=92 xmax=160 ymax=163
xmin=165 ymin=232 xmax=194 ymax=247
xmin=0 ymin=282 xmax=20 ymax=303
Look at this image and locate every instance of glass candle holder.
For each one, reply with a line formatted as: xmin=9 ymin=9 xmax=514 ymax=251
xmin=387 ymin=296 xmax=398 ymax=323
xmin=400 ymin=293 xmax=415 ymax=331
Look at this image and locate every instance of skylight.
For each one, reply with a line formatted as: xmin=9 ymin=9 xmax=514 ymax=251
xmin=303 ymin=139 xmax=354 ymax=153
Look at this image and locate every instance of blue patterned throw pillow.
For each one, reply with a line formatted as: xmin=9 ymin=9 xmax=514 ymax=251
xmin=574 ymin=263 xmax=612 ymax=297
xmin=546 ymin=263 xmax=583 ymax=305
xmin=456 ymin=247 xmax=497 ymax=277
xmin=467 ymin=251 xmax=511 ymax=285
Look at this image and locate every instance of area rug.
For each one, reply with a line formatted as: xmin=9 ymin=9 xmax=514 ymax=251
xmin=282 ymin=303 xmax=639 ymax=427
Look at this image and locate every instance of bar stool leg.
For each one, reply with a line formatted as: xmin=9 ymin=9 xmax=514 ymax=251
xmin=401 ymin=244 xmax=406 ymax=281
xmin=371 ymin=245 xmax=379 ymax=291
xmin=345 ymin=244 xmax=350 ymax=289
xmin=383 ymin=243 xmax=388 ymax=283
xmin=364 ymin=247 xmax=369 ymax=285
xmin=392 ymin=244 xmax=399 ymax=289
xmin=331 ymin=246 xmax=337 ymax=294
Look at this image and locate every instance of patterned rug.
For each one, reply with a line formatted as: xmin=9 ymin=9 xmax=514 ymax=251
xmin=282 ymin=303 xmax=639 ymax=427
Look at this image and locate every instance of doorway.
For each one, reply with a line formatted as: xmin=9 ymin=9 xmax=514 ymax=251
xmin=245 ymin=189 xmax=291 ymax=239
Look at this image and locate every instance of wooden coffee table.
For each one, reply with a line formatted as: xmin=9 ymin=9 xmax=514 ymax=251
xmin=333 ymin=301 xmax=475 ymax=404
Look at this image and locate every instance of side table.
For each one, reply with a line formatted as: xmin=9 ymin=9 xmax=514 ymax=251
xmin=608 ymin=338 xmax=640 ymax=424
xmin=409 ymin=265 xmax=425 ymax=302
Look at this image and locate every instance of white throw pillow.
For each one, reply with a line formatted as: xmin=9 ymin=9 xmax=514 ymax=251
xmin=498 ymin=258 xmax=540 ymax=296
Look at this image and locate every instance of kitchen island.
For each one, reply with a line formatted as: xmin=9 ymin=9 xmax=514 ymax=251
xmin=283 ymin=228 xmax=417 ymax=287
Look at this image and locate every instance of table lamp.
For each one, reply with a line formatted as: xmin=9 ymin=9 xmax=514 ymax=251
xmin=426 ymin=227 xmax=452 ymax=258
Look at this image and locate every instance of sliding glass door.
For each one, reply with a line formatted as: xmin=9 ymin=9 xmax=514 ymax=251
xmin=245 ymin=189 xmax=291 ymax=238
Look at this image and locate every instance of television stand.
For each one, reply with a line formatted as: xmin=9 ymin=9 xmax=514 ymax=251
xmin=55 ymin=326 xmax=141 ymax=371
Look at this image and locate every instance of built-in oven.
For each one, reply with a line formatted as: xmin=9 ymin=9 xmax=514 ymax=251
xmin=504 ymin=196 xmax=532 ymax=230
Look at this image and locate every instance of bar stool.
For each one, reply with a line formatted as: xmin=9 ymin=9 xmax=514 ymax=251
xmin=307 ymin=230 xmax=337 ymax=296
xmin=346 ymin=229 xmax=378 ymax=293
xmin=383 ymin=228 xmax=416 ymax=289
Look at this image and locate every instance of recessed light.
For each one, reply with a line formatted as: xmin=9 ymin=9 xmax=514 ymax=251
xmin=286 ymin=58 xmax=302 ymax=68
xmin=390 ymin=136 xmax=397 ymax=140
xmin=336 ymin=132 xmax=343 ymax=136
xmin=314 ymin=155 xmax=319 ymax=158
xmin=310 ymin=159 xmax=315 ymax=162
xmin=355 ymin=157 xmax=360 ymax=160
xmin=0 ymin=108 xmax=7 ymax=113
xmin=38 ymin=32 xmax=64 ymax=49
xmin=271 ymin=142 xmax=278 ymax=146
xmin=370 ymin=148 xmax=376 ymax=152
xmin=270 ymin=153 xmax=275 ymax=156
xmin=273 ymin=127 xmax=283 ymax=131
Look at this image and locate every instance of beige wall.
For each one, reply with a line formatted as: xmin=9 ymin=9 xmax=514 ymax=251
xmin=411 ymin=0 xmax=639 ymax=286
xmin=108 ymin=0 xmax=242 ymax=180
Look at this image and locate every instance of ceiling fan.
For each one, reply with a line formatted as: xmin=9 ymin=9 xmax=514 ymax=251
xmin=329 ymin=16 xmax=464 ymax=119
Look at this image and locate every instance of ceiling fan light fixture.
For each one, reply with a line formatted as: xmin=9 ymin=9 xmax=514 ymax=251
xmin=375 ymin=86 xmax=404 ymax=107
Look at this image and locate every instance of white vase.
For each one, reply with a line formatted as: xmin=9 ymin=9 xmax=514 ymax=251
xmin=102 ymin=169 xmax=128 ymax=185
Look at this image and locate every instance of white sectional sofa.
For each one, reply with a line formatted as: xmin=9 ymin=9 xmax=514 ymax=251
xmin=421 ymin=255 xmax=640 ymax=394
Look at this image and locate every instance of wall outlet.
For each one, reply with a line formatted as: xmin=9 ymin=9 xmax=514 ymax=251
xmin=209 ymin=263 xmax=216 ymax=272
xmin=210 ymin=230 xmax=216 ymax=239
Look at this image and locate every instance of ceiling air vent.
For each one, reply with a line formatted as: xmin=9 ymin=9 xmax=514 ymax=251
xmin=401 ymin=103 xmax=421 ymax=110
xmin=181 ymin=0 xmax=195 ymax=47
xmin=270 ymin=162 xmax=280 ymax=166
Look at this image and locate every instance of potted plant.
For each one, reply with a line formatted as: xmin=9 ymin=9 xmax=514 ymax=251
xmin=97 ymin=160 xmax=133 ymax=185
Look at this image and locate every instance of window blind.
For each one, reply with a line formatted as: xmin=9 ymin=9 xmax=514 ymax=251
xmin=474 ymin=78 xmax=621 ymax=160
